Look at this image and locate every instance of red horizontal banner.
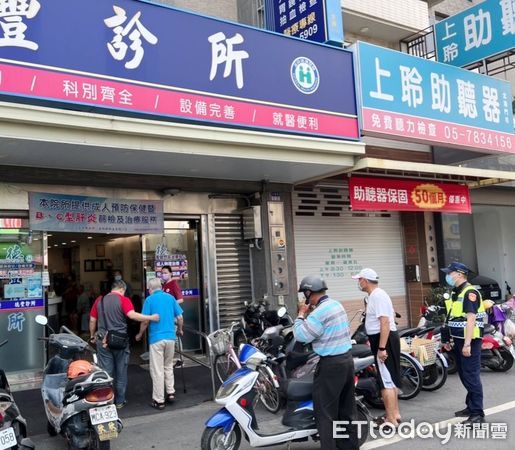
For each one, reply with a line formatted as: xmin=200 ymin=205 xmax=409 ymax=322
xmin=349 ymin=176 xmax=471 ymax=213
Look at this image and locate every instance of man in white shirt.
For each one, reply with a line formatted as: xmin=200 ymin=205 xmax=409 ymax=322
xmin=352 ymin=268 xmax=401 ymax=427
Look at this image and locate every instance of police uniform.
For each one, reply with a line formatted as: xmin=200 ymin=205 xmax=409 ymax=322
xmin=444 ymin=267 xmax=486 ymax=421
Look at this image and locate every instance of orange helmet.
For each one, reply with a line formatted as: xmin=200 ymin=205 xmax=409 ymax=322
xmin=68 ymin=360 xmax=92 ymax=379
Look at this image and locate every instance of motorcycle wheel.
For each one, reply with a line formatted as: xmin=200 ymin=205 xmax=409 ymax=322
xmin=201 ymin=425 xmax=241 ymax=450
xmin=254 ymin=367 xmax=281 ymax=413
xmin=421 ymin=356 xmax=448 ymax=391
xmin=214 ymin=354 xmax=238 ymax=384
xmin=444 ymin=351 xmax=458 ymax=374
xmin=398 ymin=354 xmax=422 ymax=400
xmin=490 ymin=348 xmax=514 ymax=372
xmin=356 ymin=401 xmax=370 ymax=446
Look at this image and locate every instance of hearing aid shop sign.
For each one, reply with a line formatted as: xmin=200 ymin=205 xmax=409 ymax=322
xmin=29 ymin=192 xmax=164 ymax=234
xmin=0 ymin=0 xmax=358 ymax=141
xmin=349 ymin=176 xmax=471 ymax=214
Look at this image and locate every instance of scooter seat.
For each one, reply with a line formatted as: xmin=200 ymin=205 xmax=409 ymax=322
xmin=286 ymin=377 xmax=313 ymax=401
xmin=350 ymin=344 xmax=373 ymax=358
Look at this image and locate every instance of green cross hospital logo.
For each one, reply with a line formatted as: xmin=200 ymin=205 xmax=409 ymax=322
xmin=291 ymin=57 xmax=320 ymax=95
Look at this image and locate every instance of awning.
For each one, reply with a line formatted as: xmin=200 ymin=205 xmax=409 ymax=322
xmin=345 ymin=157 xmax=515 ymax=189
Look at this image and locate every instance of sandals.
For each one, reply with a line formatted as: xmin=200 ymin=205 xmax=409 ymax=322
xmin=166 ymin=394 xmax=175 ymax=404
xmin=150 ymin=400 xmax=165 ymax=410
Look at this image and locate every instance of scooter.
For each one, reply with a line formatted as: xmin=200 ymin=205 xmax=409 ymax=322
xmin=202 ymin=344 xmax=374 ymax=450
xmin=35 ymin=315 xmax=122 ymax=450
xmin=0 ymin=340 xmax=35 ymax=450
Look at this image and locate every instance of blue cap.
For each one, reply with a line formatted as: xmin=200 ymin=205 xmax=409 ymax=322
xmin=440 ymin=262 xmax=470 ymax=275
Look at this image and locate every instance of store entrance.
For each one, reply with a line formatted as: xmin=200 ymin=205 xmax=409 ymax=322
xmin=47 ymin=233 xmax=143 ymax=337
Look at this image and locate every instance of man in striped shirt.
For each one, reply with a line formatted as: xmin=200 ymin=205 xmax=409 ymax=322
xmin=294 ymin=276 xmax=358 ymax=450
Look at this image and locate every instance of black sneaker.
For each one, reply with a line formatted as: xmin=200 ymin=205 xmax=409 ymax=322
xmin=462 ymin=415 xmax=485 ymax=424
xmin=454 ymin=407 xmax=471 ymax=417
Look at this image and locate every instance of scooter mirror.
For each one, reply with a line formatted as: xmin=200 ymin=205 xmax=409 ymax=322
xmin=35 ymin=315 xmax=48 ymax=326
xmin=277 ymin=307 xmax=287 ymax=318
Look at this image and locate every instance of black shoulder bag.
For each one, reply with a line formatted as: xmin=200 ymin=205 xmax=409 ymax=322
xmin=100 ymin=296 xmax=129 ymax=350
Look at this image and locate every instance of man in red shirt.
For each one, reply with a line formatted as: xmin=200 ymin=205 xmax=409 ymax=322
xmin=89 ymin=280 xmax=159 ymax=408
xmin=161 ymin=265 xmax=183 ymax=304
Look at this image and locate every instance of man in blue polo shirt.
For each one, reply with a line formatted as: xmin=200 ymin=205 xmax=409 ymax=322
xmin=136 ymin=277 xmax=183 ymax=410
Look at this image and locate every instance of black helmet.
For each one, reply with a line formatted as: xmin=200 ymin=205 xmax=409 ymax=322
xmin=298 ymin=276 xmax=327 ymax=293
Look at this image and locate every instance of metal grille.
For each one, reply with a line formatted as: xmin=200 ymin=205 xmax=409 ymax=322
xmin=214 ymin=215 xmax=252 ymax=328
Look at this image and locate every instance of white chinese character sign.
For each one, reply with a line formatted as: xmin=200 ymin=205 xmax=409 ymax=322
xmin=349 ymin=176 xmax=471 ymax=214
xmin=0 ymin=0 xmax=358 ymax=141
xmin=355 ymin=42 xmax=514 ymax=153
xmin=435 ymin=0 xmax=515 ymax=67
xmin=29 ymin=192 xmax=164 ymax=234
xmin=264 ymin=0 xmax=344 ymax=45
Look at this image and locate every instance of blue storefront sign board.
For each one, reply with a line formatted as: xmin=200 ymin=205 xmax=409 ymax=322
xmin=355 ymin=42 xmax=514 ymax=153
xmin=0 ymin=0 xmax=358 ymax=140
xmin=264 ymin=0 xmax=344 ymax=45
xmin=435 ymin=0 xmax=515 ymax=67
xmin=29 ymin=192 xmax=164 ymax=234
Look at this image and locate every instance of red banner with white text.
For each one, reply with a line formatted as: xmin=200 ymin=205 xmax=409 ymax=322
xmin=349 ymin=176 xmax=471 ymax=213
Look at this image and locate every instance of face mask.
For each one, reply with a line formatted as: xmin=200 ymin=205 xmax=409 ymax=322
xmin=114 ymin=275 xmax=122 ymax=281
xmin=357 ymin=280 xmax=365 ymax=292
xmin=161 ymin=273 xmax=171 ymax=281
xmin=445 ymin=274 xmax=455 ymax=287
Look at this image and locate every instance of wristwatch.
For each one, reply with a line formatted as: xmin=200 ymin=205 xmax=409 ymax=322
xmin=378 ymin=347 xmax=386 ymax=351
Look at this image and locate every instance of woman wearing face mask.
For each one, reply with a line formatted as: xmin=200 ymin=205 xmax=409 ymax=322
xmin=160 ymin=266 xmax=184 ymax=304
xmin=441 ymin=261 xmax=486 ymax=425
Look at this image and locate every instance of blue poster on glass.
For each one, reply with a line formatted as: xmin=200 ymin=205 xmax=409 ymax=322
xmin=435 ymin=0 xmax=515 ymax=67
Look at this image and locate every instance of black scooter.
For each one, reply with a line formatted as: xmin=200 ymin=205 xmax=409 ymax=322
xmin=0 ymin=340 xmax=35 ymax=450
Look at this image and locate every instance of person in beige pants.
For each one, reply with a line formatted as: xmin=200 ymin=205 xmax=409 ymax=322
xmin=136 ymin=278 xmax=184 ymax=410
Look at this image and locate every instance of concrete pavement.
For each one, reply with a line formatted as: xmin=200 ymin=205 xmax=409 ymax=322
xmin=31 ymin=367 xmax=515 ymax=449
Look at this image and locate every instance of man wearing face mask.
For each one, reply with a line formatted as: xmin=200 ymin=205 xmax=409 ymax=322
xmin=160 ymin=266 xmax=184 ymax=304
xmin=114 ymin=270 xmax=133 ymax=299
xmin=294 ymin=276 xmax=358 ymax=450
xmin=352 ymin=268 xmax=401 ymax=427
xmin=441 ymin=262 xmax=486 ymax=424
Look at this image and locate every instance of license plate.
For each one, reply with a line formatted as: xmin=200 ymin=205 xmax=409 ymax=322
xmin=89 ymin=405 xmax=118 ymax=425
xmin=0 ymin=427 xmax=17 ymax=450
xmin=491 ymin=291 xmax=499 ymax=298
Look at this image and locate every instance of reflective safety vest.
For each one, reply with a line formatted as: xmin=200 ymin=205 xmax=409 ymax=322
xmin=444 ymin=284 xmax=486 ymax=339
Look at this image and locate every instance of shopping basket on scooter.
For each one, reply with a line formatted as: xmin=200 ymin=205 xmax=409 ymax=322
xmin=401 ymin=337 xmax=438 ymax=366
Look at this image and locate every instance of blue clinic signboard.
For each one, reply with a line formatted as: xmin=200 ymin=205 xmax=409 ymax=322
xmin=29 ymin=192 xmax=164 ymax=234
xmin=435 ymin=0 xmax=515 ymax=67
xmin=355 ymin=42 xmax=514 ymax=153
xmin=0 ymin=0 xmax=358 ymax=140
xmin=264 ymin=0 xmax=344 ymax=45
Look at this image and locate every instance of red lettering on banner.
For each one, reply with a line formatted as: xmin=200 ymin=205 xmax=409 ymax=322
xmin=349 ymin=176 xmax=471 ymax=213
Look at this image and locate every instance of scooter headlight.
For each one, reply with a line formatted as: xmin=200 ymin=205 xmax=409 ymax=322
xmin=216 ymin=382 xmax=238 ymax=400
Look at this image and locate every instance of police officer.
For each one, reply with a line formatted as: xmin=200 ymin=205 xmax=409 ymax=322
xmin=294 ymin=276 xmax=359 ymax=450
xmin=441 ymin=262 xmax=486 ymax=424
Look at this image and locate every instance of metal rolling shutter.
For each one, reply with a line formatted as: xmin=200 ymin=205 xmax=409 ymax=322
xmin=214 ymin=214 xmax=252 ymax=328
xmin=293 ymin=186 xmax=407 ymax=319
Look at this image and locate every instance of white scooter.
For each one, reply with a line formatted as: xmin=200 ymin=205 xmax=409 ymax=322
xmin=201 ymin=343 xmax=373 ymax=449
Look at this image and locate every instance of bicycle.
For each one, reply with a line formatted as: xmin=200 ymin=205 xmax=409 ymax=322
xmin=209 ymin=322 xmax=281 ymax=413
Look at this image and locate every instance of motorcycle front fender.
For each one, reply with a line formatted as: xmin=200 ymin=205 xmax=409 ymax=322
xmin=205 ymin=407 xmax=235 ymax=433
xmin=436 ymin=351 xmax=448 ymax=368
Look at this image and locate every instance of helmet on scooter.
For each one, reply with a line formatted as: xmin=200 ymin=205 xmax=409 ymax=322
xmin=67 ymin=360 xmax=92 ymax=379
xmin=298 ymin=276 xmax=327 ymax=293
